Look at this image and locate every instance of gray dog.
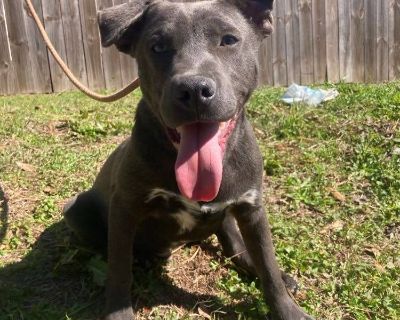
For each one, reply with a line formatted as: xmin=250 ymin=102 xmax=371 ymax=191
xmin=63 ymin=0 xmax=314 ymax=319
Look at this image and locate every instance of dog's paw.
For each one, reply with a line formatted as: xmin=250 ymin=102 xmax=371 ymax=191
xmin=101 ymin=307 xmax=134 ymax=320
xmin=266 ymin=298 xmax=315 ymax=320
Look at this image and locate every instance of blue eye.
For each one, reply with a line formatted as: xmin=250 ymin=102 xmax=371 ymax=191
xmin=220 ymin=34 xmax=239 ymax=46
xmin=152 ymin=42 xmax=168 ymax=53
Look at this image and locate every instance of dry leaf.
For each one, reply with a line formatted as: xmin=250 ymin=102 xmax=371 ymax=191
xmin=364 ymin=245 xmax=381 ymax=258
xmin=329 ymin=189 xmax=346 ymax=202
xmin=321 ymin=220 xmax=344 ymax=234
xmin=16 ymin=162 xmax=36 ymax=173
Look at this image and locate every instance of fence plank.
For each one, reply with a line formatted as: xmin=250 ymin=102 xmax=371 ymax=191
xmin=389 ymin=0 xmax=400 ymax=80
xmin=377 ymin=0 xmax=389 ymax=82
xmin=312 ymin=0 xmax=327 ymax=83
xmin=299 ymin=0 xmax=314 ymax=84
xmin=325 ymin=0 xmax=339 ymax=82
xmin=24 ymin=0 xmax=52 ymax=93
xmin=0 ymin=0 xmax=13 ymax=95
xmin=272 ymin=0 xmax=287 ymax=86
xmin=3 ymin=0 xmax=35 ymax=93
xmin=42 ymin=0 xmax=73 ymax=91
xmin=259 ymin=37 xmax=274 ymax=86
xmin=364 ymin=0 xmax=378 ymax=82
xmin=350 ymin=0 xmax=365 ymax=82
xmin=79 ymin=0 xmax=105 ymax=90
xmin=285 ymin=0 xmax=301 ymax=84
xmin=60 ymin=0 xmax=88 ymax=88
xmin=97 ymin=0 xmax=123 ymax=90
xmin=114 ymin=0 xmax=138 ymax=86
xmin=338 ymin=0 xmax=352 ymax=81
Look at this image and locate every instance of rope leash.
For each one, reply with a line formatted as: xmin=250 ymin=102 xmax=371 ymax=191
xmin=24 ymin=0 xmax=140 ymax=102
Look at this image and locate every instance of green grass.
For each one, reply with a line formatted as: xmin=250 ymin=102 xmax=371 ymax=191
xmin=0 ymin=82 xmax=399 ymax=319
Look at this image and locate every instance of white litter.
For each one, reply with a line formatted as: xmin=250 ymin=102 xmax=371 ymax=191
xmin=281 ymin=83 xmax=339 ymax=106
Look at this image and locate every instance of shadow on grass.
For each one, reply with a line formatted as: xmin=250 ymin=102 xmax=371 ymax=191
xmin=0 ymin=184 xmax=8 ymax=244
xmin=0 ymin=220 xmax=258 ymax=319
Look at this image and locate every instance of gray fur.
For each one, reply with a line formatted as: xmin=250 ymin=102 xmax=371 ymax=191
xmin=64 ymin=1 xmax=314 ymax=319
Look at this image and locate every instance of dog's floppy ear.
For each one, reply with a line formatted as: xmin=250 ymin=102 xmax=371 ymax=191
xmin=98 ymin=0 xmax=151 ymax=54
xmin=231 ymin=0 xmax=274 ymax=37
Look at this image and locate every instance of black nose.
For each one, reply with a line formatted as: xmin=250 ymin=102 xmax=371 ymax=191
xmin=174 ymin=76 xmax=216 ymax=106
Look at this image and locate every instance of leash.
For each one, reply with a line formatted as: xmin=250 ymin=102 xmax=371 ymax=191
xmin=24 ymin=0 xmax=140 ymax=102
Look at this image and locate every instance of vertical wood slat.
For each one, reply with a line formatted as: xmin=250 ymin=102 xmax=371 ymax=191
xmin=325 ymin=0 xmax=340 ymax=82
xmin=97 ymin=0 xmax=123 ymax=90
xmin=0 ymin=0 xmax=13 ymax=95
xmin=79 ymin=0 xmax=105 ymax=90
xmin=338 ymin=0 xmax=352 ymax=81
xmin=299 ymin=0 xmax=314 ymax=84
xmin=42 ymin=0 xmax=73 ymax=91
xmin=389 ymin=0 xmax=400 ymax=80
xmin=24 ymin=0 xmax=52 ymax=93
xmin=3 ymin=0 xmax=35 ymax=93
xmin=285 ymin=0 xmax=301 ymax=85
xmin=364 ymin=0 xmax=378 ymax=82
xmin=258 ymin=37 xmax=274 ymax=86
xmin=312 ymin=0 xmax=327 ymax=83
xmin=114 ymin=0 xmax=138 ymax=86
xmin=60 ymin=0 xmax=89 ymax=88
xmin=350 ymin=0 xmax=365 ymax=83
xmin=272 ymin=0 xmax=287 ymax=86
xmin=377 ymin=0 xmax=389 ymax=81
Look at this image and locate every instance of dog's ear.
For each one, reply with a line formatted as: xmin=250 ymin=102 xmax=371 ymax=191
xmin=98 ymin=0 xmax=151 ymax=54
xmin=231 ymin=0 xmax=274 ymax=37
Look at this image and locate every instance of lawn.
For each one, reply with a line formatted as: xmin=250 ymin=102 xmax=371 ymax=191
xmin=0 ymin=82 xmax=399 ymax=320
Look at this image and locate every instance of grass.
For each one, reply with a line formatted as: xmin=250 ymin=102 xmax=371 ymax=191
xmin=0 ymin=82 xmax=399 ymax=320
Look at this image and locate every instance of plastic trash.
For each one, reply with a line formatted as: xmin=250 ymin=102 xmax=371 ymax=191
xmin=281 ymin=83 xmax=339 ymax=106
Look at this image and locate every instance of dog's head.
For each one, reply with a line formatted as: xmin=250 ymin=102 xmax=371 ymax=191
xmin=98 ymin=0 xmax=274 ymax=202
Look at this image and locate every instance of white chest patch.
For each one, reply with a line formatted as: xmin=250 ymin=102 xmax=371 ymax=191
xmin=146 ymin=188 xmax=260 ymax=233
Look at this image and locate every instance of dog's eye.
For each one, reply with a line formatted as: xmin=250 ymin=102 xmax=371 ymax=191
xmin=220 ymin=34 xmax=239 ymax=46
xmin=152 ymin=42 xmax=169 ymax=53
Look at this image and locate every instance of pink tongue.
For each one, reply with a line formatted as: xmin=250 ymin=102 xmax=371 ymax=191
xmin=175 ymin=122 xmax=223 ymax=202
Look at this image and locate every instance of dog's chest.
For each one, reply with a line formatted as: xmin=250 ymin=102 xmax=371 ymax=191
xmin=143 ymin=188 xmax=260 ymax=240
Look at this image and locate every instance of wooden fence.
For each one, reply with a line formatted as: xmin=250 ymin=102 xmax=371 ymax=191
xmin=0 ymin=0 xmax=400 ymax=95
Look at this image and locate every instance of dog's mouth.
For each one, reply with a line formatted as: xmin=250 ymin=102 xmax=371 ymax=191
xmin=167 ymin=116 xmax=237 ymax=202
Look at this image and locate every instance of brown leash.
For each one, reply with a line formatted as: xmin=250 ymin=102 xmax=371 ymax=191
xmin=24 ymin=0 xmax=140 ymax=102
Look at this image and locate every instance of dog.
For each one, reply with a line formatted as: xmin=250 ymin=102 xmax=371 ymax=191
xmin=63 ymin=0 xmax=314 ymax=319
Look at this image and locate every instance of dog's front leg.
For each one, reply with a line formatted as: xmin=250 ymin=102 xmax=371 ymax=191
xmin=103 ymin=195 xmax=137 ymax=320
xmin=231 ymin=204 xmax=314 ymax=320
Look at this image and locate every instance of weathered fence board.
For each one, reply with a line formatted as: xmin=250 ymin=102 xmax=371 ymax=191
xmin=24 ymin=0 xmax=52 ymax=93
xmin=272 ymin=0 xmax=287 ymax=86
xmin=389 ymin=0 xmax=400 ymax=80
xmin=299 ymin=0 xmax=314 ymax=84
xmin=113 ymin=0 xmax=139 ymax=87
xmin=258 ymin=38 xmax=273 ymax=86
xmin=0 ymin=0 xmax=12 ymax=95
xmin=3 ymin=0 xmax=34 ymax=93
xmin=0 ymin=0 xmax=399 ymax=96
xmin=60 ymin=0 xmax=89 ymax=88
xmin=312 ymin=0 xmax=327 ymax=83
xmin=364 ymin=0 xmax=378 ymax=82
xmin=325 ymin=0 xmax=340 ymax=83
xmin=285 ymin=0 xmax=301 ymax=85
xmin=97 ymin=0 xmax=123 ymax=89
xmin=79 ymin=0 xmax=105 ymax=90
xmin=350 ymin=0 xmax=365 ymax=83
xmin=338 ymin=0 xmax=352 ymax=81
xmin=377 ymin=0 xmax=389 ymax=82
xmin=42 ymin=0 xmax=73 ymax=91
